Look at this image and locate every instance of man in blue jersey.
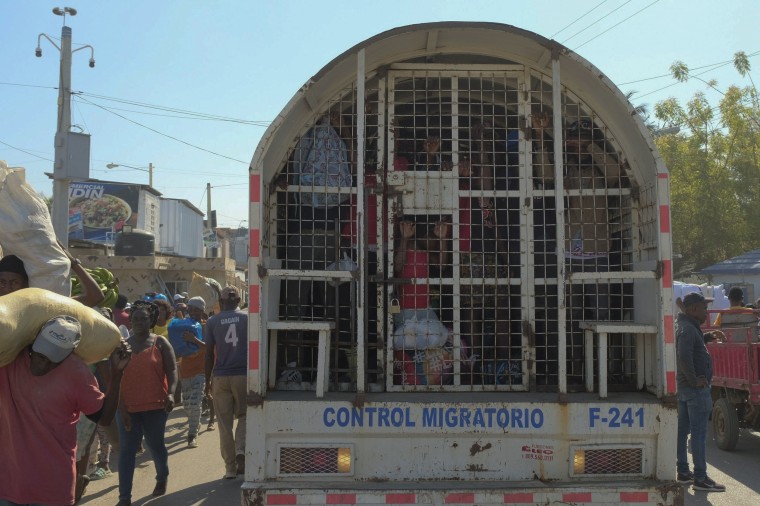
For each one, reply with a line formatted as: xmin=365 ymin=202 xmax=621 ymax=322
xmin=205 ymin=286 xmax=248 ymax=480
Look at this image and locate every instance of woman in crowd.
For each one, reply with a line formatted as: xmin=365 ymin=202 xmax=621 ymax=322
xmin=116 ymin=300 xmax=178 ymax=506
xmin=152 ymin=298 xmax=173 ymax=337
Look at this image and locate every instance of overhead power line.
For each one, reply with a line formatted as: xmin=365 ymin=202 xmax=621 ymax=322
xmin=0 ymin=82 xmax=270 ymax=126
xmin=634 ymin=61 xmax=736 ymax=100
xmin=92 ymin=165 xmax=248 ymax=179
xmin=76 ymin=101 xmax=264 ymax=123
xmin=0 ymin=139 xmax=54 ymax=162
xmin=0 ymin=81 xmax=58 ymax=90
xmin=550 ymin=0 xmax=609 ymax=39
xmin=561 ymin=0 xmax=633 ymax=44
xmin=76 ymin=91 xmax=270 ymax=126
xmin=574 ymin=0 xmax=661 ymax=50
xmin=75 ymin=95 xmax=249 ymax=165
xmin=621 ymin=50 xmax=760 ymax=87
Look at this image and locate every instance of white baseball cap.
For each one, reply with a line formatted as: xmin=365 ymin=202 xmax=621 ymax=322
xmin=32 ymin=316 xmax=81 ymax=363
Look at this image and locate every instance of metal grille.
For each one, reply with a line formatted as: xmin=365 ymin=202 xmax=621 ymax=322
xmin=272 ymin=82 xmax=383 ymax=389
xmin=529 ymin=73 xmax=637 ymax=391
xmin=573 ymin=447 xmax=643 ymax=475
xmin=266 ymin=63 xmax=648 ymax=394
xmin=388 ymin=70 xmax=524 ymax=391
xmin=278 ymin=446 xmax=352 ymax=475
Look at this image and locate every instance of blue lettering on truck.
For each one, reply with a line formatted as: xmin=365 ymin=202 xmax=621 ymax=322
xmin=589 ymin=407 xmax=645 ymax=428
xmin=323 ymin=406 xmax=544 ymax=429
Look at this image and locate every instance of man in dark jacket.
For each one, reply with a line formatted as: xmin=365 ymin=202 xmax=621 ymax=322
xmin=676 ymin=292 xmax=725 ymax=492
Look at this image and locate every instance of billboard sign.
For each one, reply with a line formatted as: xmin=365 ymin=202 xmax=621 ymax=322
xmin=68 ymin=181 xmax=140 ymax=243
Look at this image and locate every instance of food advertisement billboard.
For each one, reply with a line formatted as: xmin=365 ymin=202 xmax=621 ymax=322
xmin=68 ymin=182 xmax=140 ymax=243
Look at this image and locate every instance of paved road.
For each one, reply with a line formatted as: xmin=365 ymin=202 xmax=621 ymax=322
xmin=685 ymin=428 xmax=760 ymax=505
xmin=81 ymin=410 xmax=759 ymax=505
xmin=81 ymin=409 xmax=241 ymax=505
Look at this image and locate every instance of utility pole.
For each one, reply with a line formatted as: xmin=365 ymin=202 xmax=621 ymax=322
xmin=37 ymin=7 xmax=95 ymax=248
xmin=207 ymin=182 xmax=212 ymax=235
xmin=206 ymin=183 xmax=218 ymax=258
xmin=52 ymin=23 xmax=72 ymax=247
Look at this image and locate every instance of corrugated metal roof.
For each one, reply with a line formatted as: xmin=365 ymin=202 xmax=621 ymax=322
xmin=701 ymin=248 xmax=760 ymax=275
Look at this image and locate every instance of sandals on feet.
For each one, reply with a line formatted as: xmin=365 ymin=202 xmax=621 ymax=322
xmin=89 ymin=466 xmax=112 ymax=480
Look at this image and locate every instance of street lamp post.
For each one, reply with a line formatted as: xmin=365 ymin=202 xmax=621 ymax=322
xmin=36 ymin=6 xmax=96 ymax=248
xmin=106 ymin=162 xmax=154 ymax=187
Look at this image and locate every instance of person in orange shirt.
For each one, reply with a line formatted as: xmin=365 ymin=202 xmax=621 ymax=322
xmin=117 ymin=301 xmax=178 ymax=505
xmin=713 ymin=287 xmax=755 ymax=326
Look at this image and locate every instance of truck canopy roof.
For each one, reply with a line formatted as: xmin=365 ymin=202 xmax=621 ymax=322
xmin=250 ymin=22 xmax=666 ymax=188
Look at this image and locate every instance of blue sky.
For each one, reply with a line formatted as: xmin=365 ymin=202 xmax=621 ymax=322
xmin=1 ymin=0 xmax=757 ymax=228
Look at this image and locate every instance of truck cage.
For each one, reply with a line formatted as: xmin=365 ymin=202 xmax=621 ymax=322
xmin=245 ymin=22 xmax=679 ymax=506
xmin=257 ymin=64 xmax=665 ymax=397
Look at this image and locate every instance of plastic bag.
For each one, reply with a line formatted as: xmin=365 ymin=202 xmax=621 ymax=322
xmin=167 ymin=317 xmax=204 ymax=357
xmin=0 ymin=161 xmax=70 ymax=295
xmin=393 ymin=313 xmax=449 ymax=350
xmin=326 ymin=252 xmax=358 ymax=286
xmin=294 ymin=121 xmax=352 ymax=209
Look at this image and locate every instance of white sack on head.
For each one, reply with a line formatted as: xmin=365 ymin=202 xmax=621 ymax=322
xmin=0 ymin=161 xmax=70 ymax=296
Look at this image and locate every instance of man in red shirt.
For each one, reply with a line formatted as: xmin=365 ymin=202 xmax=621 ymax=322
xmin=0 ymin=316 xmax=130 ymax=506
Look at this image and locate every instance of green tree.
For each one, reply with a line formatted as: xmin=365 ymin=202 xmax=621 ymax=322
xmin=654 ymin=52 xmax=759 ymax=277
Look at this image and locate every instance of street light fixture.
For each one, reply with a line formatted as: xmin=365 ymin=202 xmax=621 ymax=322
xmin=37 ymin=6 xmax=96 ymax=248
xmin=106 ymin=162 xmax=154 ymax=188
xmin=53 ymin=6 xmax=77 ymax=18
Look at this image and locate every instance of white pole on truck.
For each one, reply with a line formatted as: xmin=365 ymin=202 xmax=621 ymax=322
xmin=37 ymin=7 xmax=95 ymax=248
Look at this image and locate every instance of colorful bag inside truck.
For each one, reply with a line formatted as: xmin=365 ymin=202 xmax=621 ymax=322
xmin=244 ymin=22 xmax=679 ymax=505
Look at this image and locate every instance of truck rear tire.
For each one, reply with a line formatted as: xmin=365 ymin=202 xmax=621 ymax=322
xmin=712 ymin=397 xmax=739 ymax=451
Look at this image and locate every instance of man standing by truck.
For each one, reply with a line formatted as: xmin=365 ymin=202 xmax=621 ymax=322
xmin=676 ymin=292 xmax=726 ymax=492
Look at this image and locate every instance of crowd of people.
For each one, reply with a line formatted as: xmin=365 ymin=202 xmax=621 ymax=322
xmin=0 ymin=252 xmax=248 ymax=506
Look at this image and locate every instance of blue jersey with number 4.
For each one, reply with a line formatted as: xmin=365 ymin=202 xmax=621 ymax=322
xmin=206 ymin=309 xmax=248 ymax=377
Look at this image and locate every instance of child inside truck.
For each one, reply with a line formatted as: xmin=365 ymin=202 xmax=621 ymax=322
xmin=392 ymin=216 xmax=452 ymax=385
